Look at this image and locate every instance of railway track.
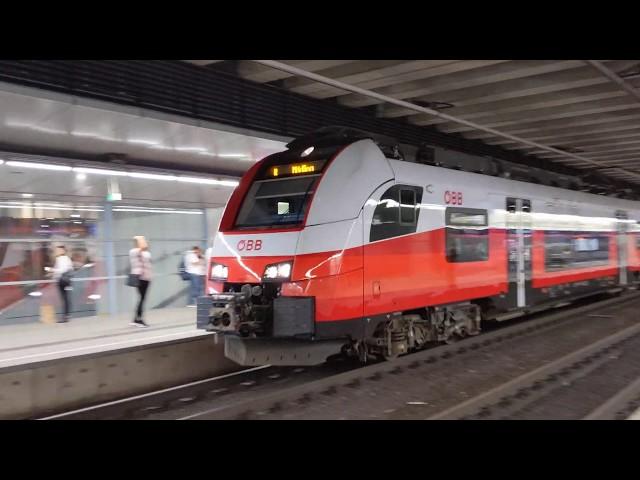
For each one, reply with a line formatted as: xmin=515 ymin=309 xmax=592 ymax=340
xmin=42 ymin=291 xmax=640 ymax=420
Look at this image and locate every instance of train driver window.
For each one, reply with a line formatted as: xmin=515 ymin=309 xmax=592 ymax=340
xmin=370 ymin=185 xmax=423 ymax=242
xmin=445 ymin=207 xmax=489 ymax=263
xmin=400 ymin=188 xmax=417 ymax=224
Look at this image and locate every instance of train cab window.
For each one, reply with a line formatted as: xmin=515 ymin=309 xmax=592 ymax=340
xmin=445 ymin=207 xmax=489 ymax=263
xmin=370 ymin=185 xmax=423 ymax=242
xmin=235 ymin=176 xmax=319 ymax=228
xmin=400 ymin=189 xmax=417 ymax=224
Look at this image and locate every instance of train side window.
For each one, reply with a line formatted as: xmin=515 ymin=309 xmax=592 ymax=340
xmin=399 ymin=189 xmax=417 ymax=225
xmin=544 ymin=231 xmax=610 ymax=271
xmin=445 ymin=207 xmax=489 ymax=263
xmin=370 ymin=185 xmax=423 ymax=242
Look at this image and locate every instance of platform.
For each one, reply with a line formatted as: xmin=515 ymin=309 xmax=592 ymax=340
xmin=0 ymin=307 xmax=209 ymax=369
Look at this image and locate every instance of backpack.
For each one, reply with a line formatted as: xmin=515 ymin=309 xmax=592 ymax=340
xmin=178 ymin=257 xmax=190 ymax=281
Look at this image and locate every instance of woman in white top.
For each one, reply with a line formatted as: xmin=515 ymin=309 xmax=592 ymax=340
xmin=51 ymin=245 xmax=73 ymax=323
xmin=129 ymin=236 xmax=152 ymax=327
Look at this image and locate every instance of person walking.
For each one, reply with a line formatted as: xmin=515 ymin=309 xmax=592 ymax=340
xmin=129 ymin=236 xmax=152 ymax=327
xmin=185 ymin=246 xmax=206 ymax=307
xmin=48 ymin=245 xmax=74 ymax=323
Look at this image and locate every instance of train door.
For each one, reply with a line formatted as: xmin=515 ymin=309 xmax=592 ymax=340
xmin=506 ymin=197 xmax=532 ymax=308
xmin=616 ymin=210 xmax=629 ymax=286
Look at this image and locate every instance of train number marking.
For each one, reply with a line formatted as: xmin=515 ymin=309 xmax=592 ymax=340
xmin=444 ymin=191 xmax=463 ymax=205
xmin=237 ymin=239 xmax=262 ymax=251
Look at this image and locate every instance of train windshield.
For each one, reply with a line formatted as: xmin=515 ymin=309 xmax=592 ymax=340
xmin=234 ymin=175 xmax=320 ymax=228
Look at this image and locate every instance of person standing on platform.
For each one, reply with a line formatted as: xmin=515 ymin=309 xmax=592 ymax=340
xmin=47 ymin=245 xmax=74 ymax=323
xmin=129 ymin=236 xmax=152 ymax=327
xmin=185 ymin=246 xmax=206 ymax=307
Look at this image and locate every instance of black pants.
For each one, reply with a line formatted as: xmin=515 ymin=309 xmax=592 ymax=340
xmin=136 ymin=280 xmax=150 ymax=320
xmin=57 ymin=279 xmax=71 ymax=318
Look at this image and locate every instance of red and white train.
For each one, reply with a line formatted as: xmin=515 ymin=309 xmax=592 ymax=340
xmin=197 ymin=128 xmax=640 ymax=366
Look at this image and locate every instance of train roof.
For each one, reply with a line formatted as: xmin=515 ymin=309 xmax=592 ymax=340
xmin=286 ymin=127 xmax=640 ymax=203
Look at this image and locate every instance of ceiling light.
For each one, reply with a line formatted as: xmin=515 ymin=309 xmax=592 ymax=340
xmin=127 ymin=139 xmax=160 ymax=146
xmin=70 ymin=214 xmax=81 ymax=218
xmin=76 ymin=173 xmax=87 ymax=180
xmin=176 ymin=176 xmax=240 ymax=187
xmin=0 ymin=159 xmax=4 ymax=165
xmin=73 ymin=167 xmax=127 ymax=176
xmin=217 ymin=153 xmax=248 ymax=158
xmin=174 ymin=146 xmax=208 ymax=152
xmin=6 ymin=161 xmax=72 ymax=171
xmin=113 ymin=208 xmax=203 ymax=215
xmin=21 ymin=193 xmax=34 ymax=198
xmin=128 ymin=172 xmax=177 ymax=181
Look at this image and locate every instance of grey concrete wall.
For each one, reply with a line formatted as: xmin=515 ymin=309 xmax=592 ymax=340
xmin=0 ymin=336 xmax=238 ymax=419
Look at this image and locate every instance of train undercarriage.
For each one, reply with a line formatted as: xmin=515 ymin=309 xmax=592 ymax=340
xmin=198 ymin=282 xmax=484 ymax=365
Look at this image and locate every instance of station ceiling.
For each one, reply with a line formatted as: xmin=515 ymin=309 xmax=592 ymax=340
xmin=189 ymin=60 xmax=640 ymax=186
xmin=0 ymin=82 xmax=287 ymax=177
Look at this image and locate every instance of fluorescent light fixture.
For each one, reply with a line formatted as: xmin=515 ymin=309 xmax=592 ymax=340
xmin=29 ymin=291 xmax=43 ymax=297
xmin=119 ymin=205 xmax=176 ymax=210
xmin=88 ymin=294 xmax=101 ymax=300
xmin=217 ymin=153 xmax=248 ymax=158
xmin=176 ymin=176 xmax=240 ymax=187
xmin=73 ymin=221 xmax=83 ymax=224
xmin=76 ymin=173 xmax=87 ymax=180
xmin=174 ymin=146 xmax=208 ymax=152
xmin=128 ymin=172 xmax=177 ymax=181
xmin=127 ymin=139 xmax=160 ymax=146
xmin=71 ymin=131 xmax=119 ymax=142
xmin=21 ymin=193 xmax=34 ymax=198
xmin=6 ymin=161 xmax=72 ymax=171
xmin=0 ymin=203 xmax=104 ymax=212
xmin=73 ymin=167 xmax=127 ymax=176
xmin=70 ymin=214 xmax=81 ymax=218
xmin=113 ymin=208 xmax=203 ymax=215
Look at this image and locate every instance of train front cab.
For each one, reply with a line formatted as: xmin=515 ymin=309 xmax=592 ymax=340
xmin=199 ymin=138 xmax=395 ymax=366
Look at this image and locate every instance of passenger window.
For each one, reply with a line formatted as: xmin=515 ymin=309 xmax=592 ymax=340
xmin=545 ymin=232 xmax=610 ymax=271
xmin=370 ymin=185 xmax=423 ymax=242
xmin=445 ymin=207 xmax=489 ymax=263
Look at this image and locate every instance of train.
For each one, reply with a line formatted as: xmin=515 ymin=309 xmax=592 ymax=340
xmin=197 ymin=127 xmax=640 ymax=366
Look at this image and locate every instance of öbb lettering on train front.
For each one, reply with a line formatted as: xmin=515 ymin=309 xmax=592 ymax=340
xmin=236 ymin=239 xmax=262 ymax=251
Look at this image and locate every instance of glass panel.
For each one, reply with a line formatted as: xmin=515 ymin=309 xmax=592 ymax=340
xmin=0 ymin=203 xmax=105 ymax=325
xmin=544 ymin=231 xmax=610 ymax=271
xmin=235 ymin=177 xmax=317 ymax=228
xmin=370 ymin=185 xmax=423 ymax=242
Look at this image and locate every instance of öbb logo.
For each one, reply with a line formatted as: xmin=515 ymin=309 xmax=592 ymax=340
xmin=444 ymin=190 xmax=463 ymax=205
xmin=237 ymin=239 xmax=262 ymax=251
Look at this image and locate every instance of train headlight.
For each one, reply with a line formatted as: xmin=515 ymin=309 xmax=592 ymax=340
xmin=210 ymin=263 xmax=228 ymax=281
xmin=263 ymin=261 xmax=292 ymax=281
